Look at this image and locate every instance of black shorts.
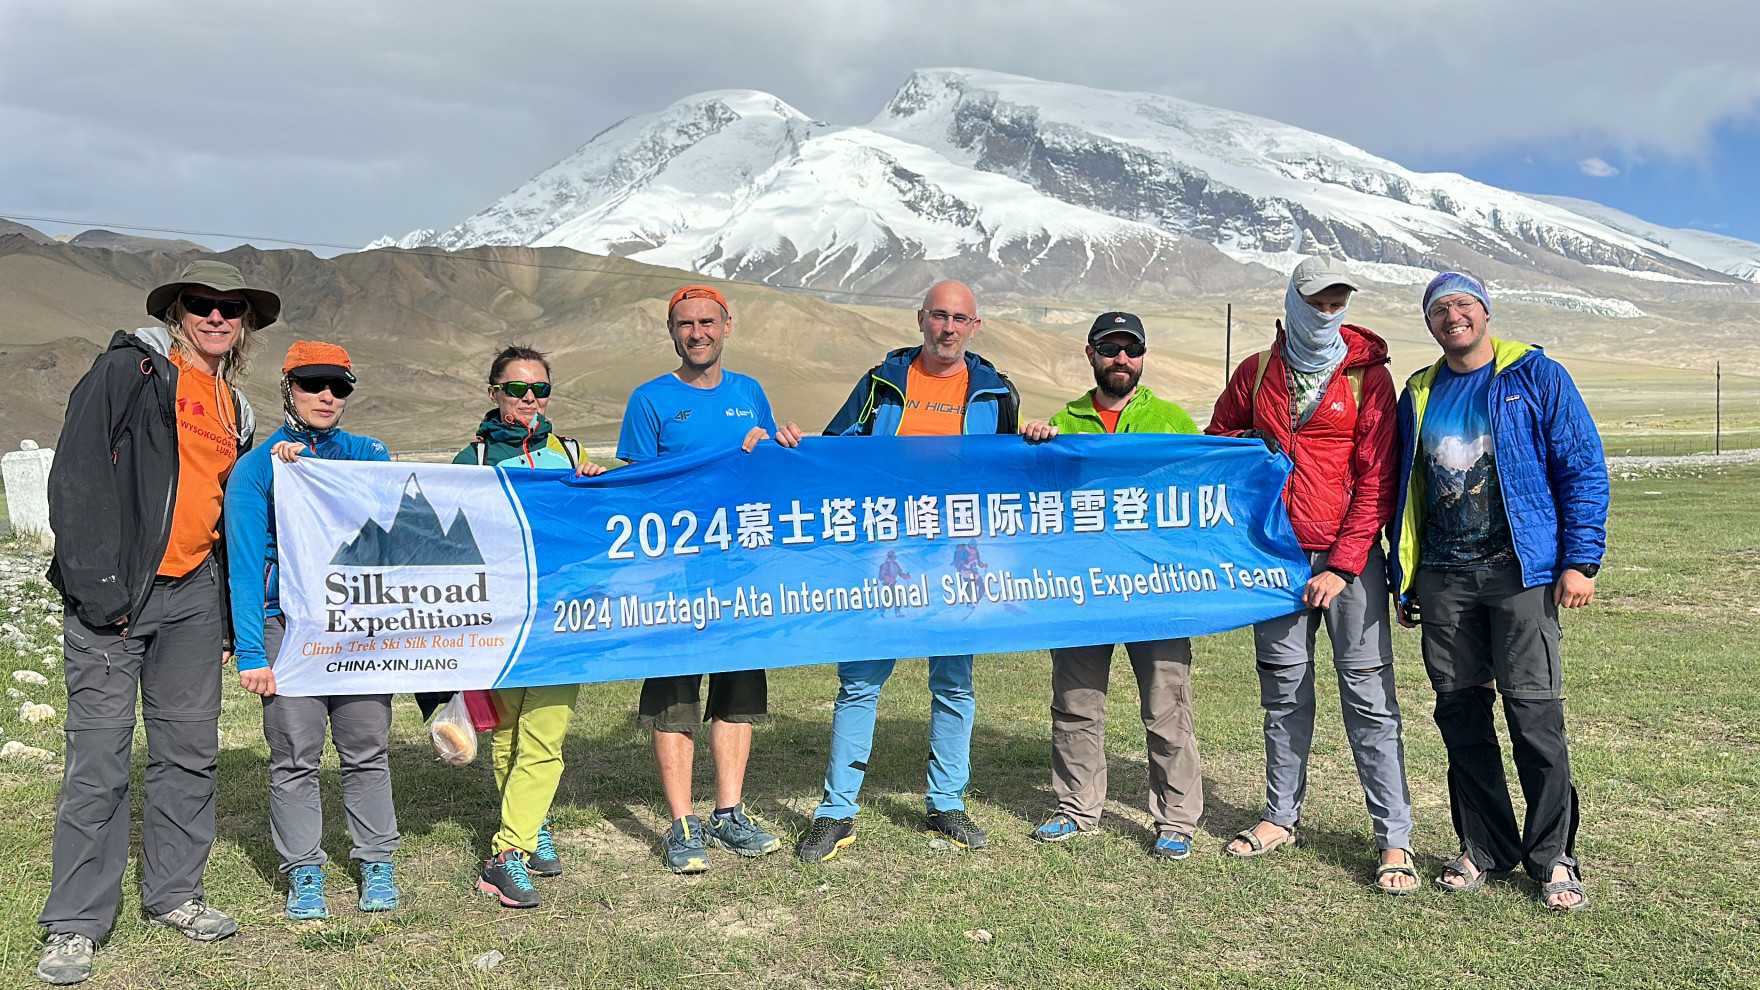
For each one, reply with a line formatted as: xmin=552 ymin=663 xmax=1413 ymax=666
xmin=637 ymin=669 xmax=769 ymax=732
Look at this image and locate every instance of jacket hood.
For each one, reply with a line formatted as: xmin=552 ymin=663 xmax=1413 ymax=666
xmin=1273 ymin=323 xmax=1388 ymax=371
xmin=474 ymin=409 xmax=555 ymax=447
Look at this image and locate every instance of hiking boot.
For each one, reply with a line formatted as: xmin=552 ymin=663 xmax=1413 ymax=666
xmin=706 ymin=805 xmax=783 ymax=857
xmin=150 ymin=898 xmax=239 ymax=942
xmin=529 ymin=819 xmax=563 ymax=877
xmin=1032 ymin=811 xmax=1083 ymax=843
xmin=1151 ymin=831 xmax=1193 ymax=860
xmin=284 ymin=865 xmax=329 ymax=920
xmin=358 ymin=861 xmax=399 ymax=912
xmin=35 ymin=933 xmax=94 ymax=986
xmin=663 ymin=816 xmax=711 ymax=874
xmin=477 ymin=850 xmax=541 ymax=909
xmin=795 ymin=816 xmax=857 ymax=864
xmin=926 ymin=809 xmax=988 ymax=849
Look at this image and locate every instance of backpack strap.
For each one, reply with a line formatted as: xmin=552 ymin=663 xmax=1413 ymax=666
xmin=1344 ymin=367 xmax=1366 ymax=409
xmin=471 ymin=439 xmax=489 ymax=465
xmin=1248 ymin=349 xmax=1275 ymax=406
xmin=559 ymin=436 xmax=583 ymax=470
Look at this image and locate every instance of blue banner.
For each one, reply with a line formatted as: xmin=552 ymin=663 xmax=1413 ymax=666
xmin=270 ymin=434 xmax=1310 ymax=696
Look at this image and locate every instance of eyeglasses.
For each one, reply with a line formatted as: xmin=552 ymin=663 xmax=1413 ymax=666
xmin=491 ymin=380 xmax=552 ymax=399
xmin=181 ymin=293 xmax=250 ymax=320
xmin=923 ymin=310 xmax=977 ymax=327
xmin=1094 ymin=341 xmax=1145 ymax=359
xmin=292 ymin=377 xmax=354 ymax=399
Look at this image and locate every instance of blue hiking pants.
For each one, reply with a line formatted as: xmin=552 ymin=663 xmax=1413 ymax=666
xmin=814 ymin=655 xmax=974 ymax=819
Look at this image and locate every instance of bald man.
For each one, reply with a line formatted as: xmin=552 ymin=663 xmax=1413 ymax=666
xmin=796 ymin=280 xmax=1020 ymax=863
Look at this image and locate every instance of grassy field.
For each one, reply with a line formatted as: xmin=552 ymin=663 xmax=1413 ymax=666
xmin=0 ymin=466 xmax=1756 ymax=989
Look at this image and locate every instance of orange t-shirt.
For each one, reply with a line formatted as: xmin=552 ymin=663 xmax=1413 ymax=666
xmin=158 ymin=352 xmax=240 ymax=577
xmin=896 ymin=359 xmax=969 ymax=437
xmin=1095 ymin=405 xmax=1123 ymax=433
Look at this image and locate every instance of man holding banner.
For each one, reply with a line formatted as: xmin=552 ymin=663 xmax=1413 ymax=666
xmin=1020 ymin=312 xmax=1207 ymax=860
xmin=797 ymin=280 xmax=1020 ymax=863
xmin=617 ymin=284 xmax=802 ymax=874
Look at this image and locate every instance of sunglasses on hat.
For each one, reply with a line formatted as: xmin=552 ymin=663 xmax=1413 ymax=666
xmin=181 ymin=293 xmax=250 ymax=321
xmin=292 ymin=377 xmax=354 ymax=399
xmin=1094 ymin=340 xmax=1145 ymax=359
xmin=491 ymin=380 xmax=552 ymax=399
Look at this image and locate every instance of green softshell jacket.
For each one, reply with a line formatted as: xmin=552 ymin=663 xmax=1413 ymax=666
xmin=1048 ymin=386 xmax=1198 ymax=436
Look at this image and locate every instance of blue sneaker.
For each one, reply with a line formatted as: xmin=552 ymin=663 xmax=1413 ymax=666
xmin=706 ymin=805 xmax=783 ymax=857
xmin=358 ymin=861 xmax=399 ymax=912
xmin=664 ymin=816 xmax=711 ymax=874
xmin=285 ymin=865 xmax=329 ymax=920
xmin=1151 ymin=831 xmax=1193 ymax=860
xmin=1033 ymin=812 xmax=1083 ymax=843
xmin=530 ymin=819 xmax=563 ymax=877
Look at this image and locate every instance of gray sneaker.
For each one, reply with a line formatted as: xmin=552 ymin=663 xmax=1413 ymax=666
xmin=36 ymin=933 xmax=94 ymax=986
xmin=150 ymin=899 xmax=238 ymax=942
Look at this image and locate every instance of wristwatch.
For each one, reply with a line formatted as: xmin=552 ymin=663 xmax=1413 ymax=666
xmin=1566 ymin=563 xmax=1600 ymax=579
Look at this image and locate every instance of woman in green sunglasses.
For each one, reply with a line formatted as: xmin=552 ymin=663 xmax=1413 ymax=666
xmin=451 ymin=344 xmax=602 ymax=909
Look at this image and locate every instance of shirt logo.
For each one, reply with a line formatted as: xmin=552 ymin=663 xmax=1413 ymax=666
xmin=1329 ymin=401 xmax=1345 ymax=412
xmin=673 ymin=410 xmax=692 ymax=422
xmin=724 ymin=408 xmax=754 ymax=418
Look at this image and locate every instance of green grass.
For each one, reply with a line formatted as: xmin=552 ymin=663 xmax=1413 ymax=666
xmin=1 ymin=467 xmax=1757 ymax=989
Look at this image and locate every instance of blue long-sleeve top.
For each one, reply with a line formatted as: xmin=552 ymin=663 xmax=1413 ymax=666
xmin=225 ymin=423 xmax=390 ymax=671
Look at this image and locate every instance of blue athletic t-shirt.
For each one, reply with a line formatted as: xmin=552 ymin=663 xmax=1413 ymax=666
xmin=617 ymin=371 xmax=778 ymax=462
xmin=1419 ymin=361 xmax=1515 ymax=570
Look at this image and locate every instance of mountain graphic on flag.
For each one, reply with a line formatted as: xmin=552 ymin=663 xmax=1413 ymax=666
xmin=331 ymin=474 xmax=485 ymax=566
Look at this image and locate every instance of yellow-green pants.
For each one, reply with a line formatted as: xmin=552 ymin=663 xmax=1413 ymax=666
xmin=490 ymin=684 xmax=579 ymax=854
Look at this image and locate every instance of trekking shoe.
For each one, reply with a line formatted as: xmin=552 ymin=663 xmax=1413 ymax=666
xmin=926 ymin=809 xmax=988 ymax=849
xmin=706 ymin=805 xmax=783 ymax=857
xmin=150 ymin=898 xmax=239 ymax=942
xmin=664 ymin=816 xmax=711 ymax=874
xmin=358 ymin=861 xmax=399 ymax=912
xmin=284 ymin=865 xmax=330 ymax=920
xmin=796 ymin=816 xmax=857 ymax=864
xmin=477 ymin=850 xmax=541 ymax=909
xmin=529 ymin=819 xmax=563 ymax=877
xmin=35 ymin=933 xmax=94 ymax=986
xmin=1151 ymin=831 xmax=1194 ymax=860
xmin=1033 ymin=812 xmax=1083 ymax=843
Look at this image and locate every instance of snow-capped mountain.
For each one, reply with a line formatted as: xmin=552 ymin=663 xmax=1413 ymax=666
xmin=372 ymin=68 xmax=1754 ymax=297
xmin=1532 ymin=195 xmax=1760 ymax=283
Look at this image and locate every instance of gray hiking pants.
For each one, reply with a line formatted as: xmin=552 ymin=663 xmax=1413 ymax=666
xmin=1049 ymin=638 xmax=1202 ymax=836
xmin=41 ymin=557 xmax=224 ymax=941
xmin=1251 ymin=546 xmax=1413 ymax=849
xmin=260 ymin=619 xmax=398 ymax=872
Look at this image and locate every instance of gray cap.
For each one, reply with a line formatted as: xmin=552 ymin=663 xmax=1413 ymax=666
xmin=1290 ymin=254 xmax=1360 ymax=297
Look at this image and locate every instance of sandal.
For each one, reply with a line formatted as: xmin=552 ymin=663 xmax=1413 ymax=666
xmin=1223 ymin=821 xmax=1296 ymax=858
xmin=1432 ymin=853 xmax=1487 ymax=894
xmin=1374 ymin=848 xmax=1420 ymax=896
xmin=1541 ymin=863 xmax=1590 ymax=913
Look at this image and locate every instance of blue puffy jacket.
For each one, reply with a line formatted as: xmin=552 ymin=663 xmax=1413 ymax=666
xmin=824 ymin=346 xmax=1019 ymax=436
xmin=1388 ymin=339 xmax=1608 ymax=601
xmin=225 ymin=423 xmax=390 ymax=671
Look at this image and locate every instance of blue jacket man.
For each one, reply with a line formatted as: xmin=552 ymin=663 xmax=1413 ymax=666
xmin=223 ymin=341 xmax=402 ymax=922
xmin=796 ymin=280 xmax=1019 ymax=864
xmin=1392 ymin=272 xmax=1606 ymax=913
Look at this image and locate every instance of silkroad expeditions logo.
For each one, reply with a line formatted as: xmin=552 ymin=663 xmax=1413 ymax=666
xmin=325 ymin=474 xmax=494 ymax=638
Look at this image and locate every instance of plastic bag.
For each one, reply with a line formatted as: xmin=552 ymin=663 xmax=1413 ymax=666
xmin=429 ymin=692 xmax=478 ymax=766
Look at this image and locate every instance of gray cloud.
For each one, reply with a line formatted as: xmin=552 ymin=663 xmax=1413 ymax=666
xmin=3 ymin=0 xmax=1756 ymax=250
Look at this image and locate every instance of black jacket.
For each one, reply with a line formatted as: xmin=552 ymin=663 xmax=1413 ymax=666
xmin=47 ymin=328 xmax=255 ymax=630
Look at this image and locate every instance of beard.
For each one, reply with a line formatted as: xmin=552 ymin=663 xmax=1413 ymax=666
xmin=1093 ymin=363 xmax=1141 ymax=400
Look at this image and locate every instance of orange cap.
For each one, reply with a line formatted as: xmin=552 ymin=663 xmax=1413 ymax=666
xmin=282 ymin=340 xmax=356 ymax=381
xmin=667 ymin=284 xmax=729 ymax=318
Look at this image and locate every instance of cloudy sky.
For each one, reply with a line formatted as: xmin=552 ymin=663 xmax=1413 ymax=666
xmin=4 ymin=0 xmax=1758 ymax=251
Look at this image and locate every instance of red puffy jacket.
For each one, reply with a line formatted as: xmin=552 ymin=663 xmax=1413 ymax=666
xmin=1204 ymin=324 xmax=1397 ymax=576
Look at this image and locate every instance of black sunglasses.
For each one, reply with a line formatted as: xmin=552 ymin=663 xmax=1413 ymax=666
xmin=1094 ymin=340 xmax=1145 ymax=359
xmin=292 ymin=377 xmax=354 ymax=399
xmin=492 ymin=380 xmax=551 ymax=399
xmin=181 ymin=293 xmax=250 ymax=320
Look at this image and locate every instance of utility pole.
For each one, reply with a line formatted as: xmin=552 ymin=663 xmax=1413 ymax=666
xmin=1715 ymin=361 xmax=1722 ymax=456
xmin=1224 ymin=303 xmax=1233 ymax=387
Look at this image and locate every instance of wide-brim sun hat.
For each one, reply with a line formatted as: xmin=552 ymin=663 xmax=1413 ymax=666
xmin=146 ymin=259 xmax=282 ymax=328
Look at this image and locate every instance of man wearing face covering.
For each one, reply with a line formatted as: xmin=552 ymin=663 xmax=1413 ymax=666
xmin=1205 ymin=254 xmax=1416 ymax=895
